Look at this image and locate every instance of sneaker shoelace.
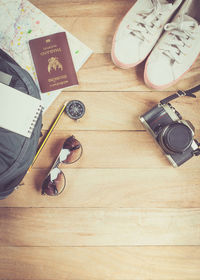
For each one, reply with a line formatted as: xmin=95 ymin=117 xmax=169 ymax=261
xmin=160 ymin=17 xmax=198 ymax=63
xmin=127 ymin=0 xmax=173 ymax=41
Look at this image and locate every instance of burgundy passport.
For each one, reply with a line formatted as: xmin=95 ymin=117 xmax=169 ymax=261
xmin=29 ymin=32 xmax=78 ymax=93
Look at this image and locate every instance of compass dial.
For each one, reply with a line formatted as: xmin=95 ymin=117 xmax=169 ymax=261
xmin=65 ymin=100 xmax=85 ymax=120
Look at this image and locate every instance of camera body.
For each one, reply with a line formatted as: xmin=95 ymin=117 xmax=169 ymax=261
xmin=140 ymin=102 xmax=199 ymax=167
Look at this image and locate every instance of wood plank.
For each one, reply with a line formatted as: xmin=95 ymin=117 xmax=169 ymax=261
xmin=32 ymin=131 xmax=200 ymax=169
xmin=1 ymin=2 xmax=199 ymax=279
xmin=0 ymin=208 xmax=200 ymax=246
xmin=53 ymin=17 xmax=115 ymax=53
xmin=43 ymin=91 xmax=200 ymax=131
xmin=27 ymin=4 xmax=200 ymax=91
xmin=30 ymin=0 xmax=134 ymax=17
xmin=0 ymin=246 xmax=200 ymax=280
xmin=73 ymin=54 xmax=200 ymax=92
xmin=1 ymin=168 xmax=200 ymax=208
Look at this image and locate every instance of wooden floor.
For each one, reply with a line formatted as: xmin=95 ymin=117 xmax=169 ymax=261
xmin=1 ymin=0 xmax=200 ymax=279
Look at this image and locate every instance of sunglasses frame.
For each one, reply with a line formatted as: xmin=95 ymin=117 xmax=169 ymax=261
xmin=41 ymin=135 xmax=83 ymax=196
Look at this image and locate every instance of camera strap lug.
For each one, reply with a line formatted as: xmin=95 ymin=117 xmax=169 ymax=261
xmin=160 ymin=84 xmax=200 ymax=105
xmin=177 ymin=90 xmax=196 ymax=98
xmin=193 ymin=149 xmax=200 ymax=156
xmin=192 ymin=140 xmax=200 ymax=156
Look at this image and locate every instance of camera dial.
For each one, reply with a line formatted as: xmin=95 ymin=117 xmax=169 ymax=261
xmin=158 ymin=122 xmax=193 ymax=154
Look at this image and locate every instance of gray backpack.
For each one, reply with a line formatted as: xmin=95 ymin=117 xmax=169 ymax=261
xmin=0 ymin=49 xmax=42 ymax=199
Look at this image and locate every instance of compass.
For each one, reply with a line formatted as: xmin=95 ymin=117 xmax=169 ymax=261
xmin=65 ymin=100 xmax=85 ymax=120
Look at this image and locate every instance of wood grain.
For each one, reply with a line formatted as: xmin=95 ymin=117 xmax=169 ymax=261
xmin=32 ymin=131 xmax=200 ymax=169
xmin=72 ymin=54 xmax=200 ymax=92
xmin=43 ymin=91 xmax=200 ymax=131
xmin=30 ymin=0 xmax=135 ymax=17
xmin=53 ymin=17 xmax=115 ymax=53
xmin=1 ymin=168 xmax=200 ymax=208
xmin=0 ymin=247 xmax=200 ymax=280
xmin=0 ymin=208 xmax=200 ymax=246
xmin=1 ymin=0 xmax=200 ymax=279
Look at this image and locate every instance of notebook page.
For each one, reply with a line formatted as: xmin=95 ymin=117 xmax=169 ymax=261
xmin=0 ymin=83 xmax=43 ymax=138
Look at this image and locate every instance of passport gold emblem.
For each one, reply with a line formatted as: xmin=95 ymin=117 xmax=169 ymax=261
xmin=48 ymin=57 xmax=63 ymax=73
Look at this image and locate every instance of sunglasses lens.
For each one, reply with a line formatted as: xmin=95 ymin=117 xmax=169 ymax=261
xmin=62 ymin=136 xmax=82 ymax=164
xmin=42 ymin=168 xmax=66 ymax=196
xmin=41 ymin=136 xmax=82 ymax=196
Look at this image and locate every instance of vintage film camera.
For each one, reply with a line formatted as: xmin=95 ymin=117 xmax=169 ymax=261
xmin=139 ymin=87 xmax=200 ymax=167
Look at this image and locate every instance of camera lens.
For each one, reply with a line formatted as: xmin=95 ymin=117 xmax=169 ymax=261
xmin=159 ymin=122 xmax=193 ymax=154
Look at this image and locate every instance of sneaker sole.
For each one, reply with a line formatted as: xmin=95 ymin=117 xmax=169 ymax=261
xmin=144 ymin=51 xmax=200 ymax=90
xmin=111 ymin=0 xmax=183 ymax=70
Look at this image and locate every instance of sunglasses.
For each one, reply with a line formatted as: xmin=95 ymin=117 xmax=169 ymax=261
xmin=41 ymin=135 xmax=83 ymax=196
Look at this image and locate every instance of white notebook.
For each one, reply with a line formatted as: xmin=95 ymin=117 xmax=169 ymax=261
xmin=0 ymin=83 xmax=43 ymax=138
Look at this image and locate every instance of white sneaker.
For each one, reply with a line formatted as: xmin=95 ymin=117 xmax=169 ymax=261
xmin=111 ymin=0 xmax=183 ymax=69
xmin=145 ymin=0 xmax=200 ymax=89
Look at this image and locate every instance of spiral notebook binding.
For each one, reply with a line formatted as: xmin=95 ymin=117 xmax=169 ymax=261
xmin=27 ymin=104 xmax=44 ymax=137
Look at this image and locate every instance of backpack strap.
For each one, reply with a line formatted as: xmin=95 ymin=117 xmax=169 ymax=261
xmin=6 ymin=61 xmax=41 ymax=99
xmin=0 ymin=49 xmax=20 ymax=66
xmin=0 ymin=171 xmax=27 ymax=200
